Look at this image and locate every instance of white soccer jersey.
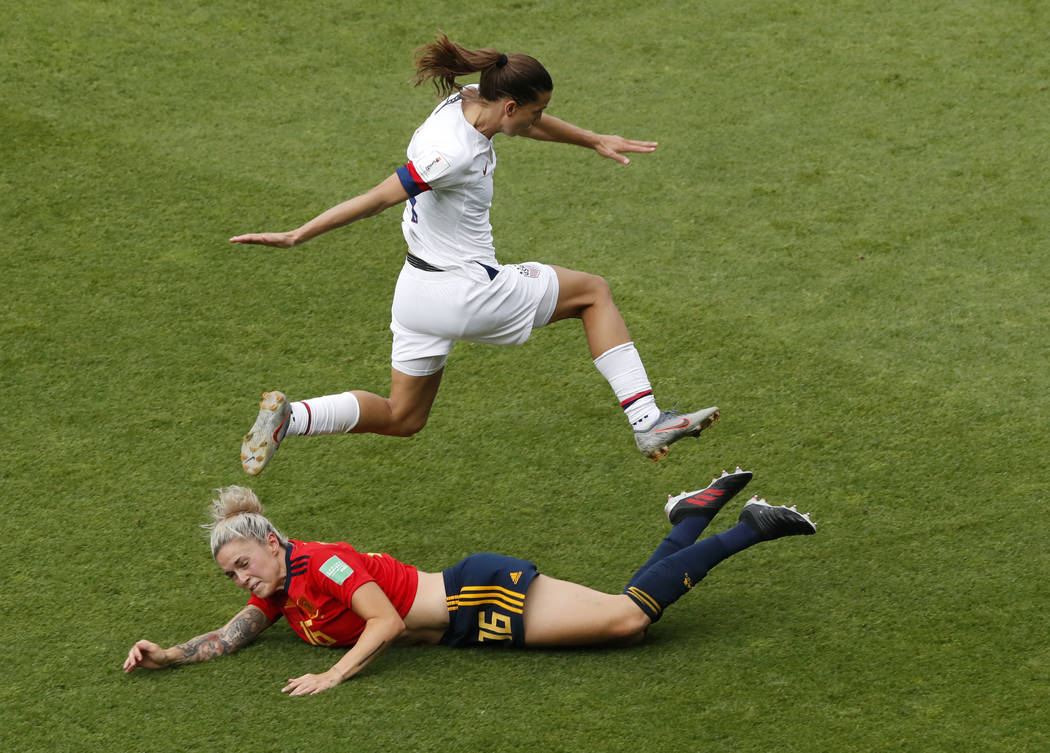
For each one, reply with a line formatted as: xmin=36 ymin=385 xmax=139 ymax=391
xmin=396 ymin=87 xmax=499 ymax=283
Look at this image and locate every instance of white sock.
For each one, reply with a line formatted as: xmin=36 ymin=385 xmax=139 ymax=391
xmin=593 ymin=342 xmax=659 ymax=430
xmin=288 ymin=392 xmax=361 ymax=436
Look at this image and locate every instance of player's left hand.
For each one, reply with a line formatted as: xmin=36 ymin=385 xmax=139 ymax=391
xmin=282 ymin=671 xmax=341 ymax=696
xmin=594 ymin=135 xmax=658 ymax=165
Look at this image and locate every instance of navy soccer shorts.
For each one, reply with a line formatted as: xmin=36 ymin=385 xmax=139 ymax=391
xmin=439 ymin=553 xmax=540 ymax=648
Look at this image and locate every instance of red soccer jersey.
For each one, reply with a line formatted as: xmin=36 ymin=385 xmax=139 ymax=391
xmin=248 ymin=540 xmax=418 ymax=647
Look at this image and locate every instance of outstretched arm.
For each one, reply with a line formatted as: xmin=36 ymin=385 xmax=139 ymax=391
xmin=281 ymin=582 xmax=406 ymax=696
xmin=123 ymin=605 xmax=272 ymax=673
xmin=229 ymin=173 xmax=411 ymax=248
xmin=524 ymin=114 xmax=658 ymax=165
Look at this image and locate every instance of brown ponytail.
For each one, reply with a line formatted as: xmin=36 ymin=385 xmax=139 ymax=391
xmin=413 ymin=33 xmax=553 ymax=104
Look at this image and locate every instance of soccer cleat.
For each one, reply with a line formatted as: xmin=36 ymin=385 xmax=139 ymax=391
xmin=240 ymin=391 xmax=291 ymax=476
xmin=738 ymin=496 xmax=817 ymax=541
xmin=635 ymin=406 xmax=720 ymax=460
xmin=664 ymin=467 xmax=754 ymax=525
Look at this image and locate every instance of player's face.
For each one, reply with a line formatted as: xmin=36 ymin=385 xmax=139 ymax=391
xmin=216 ymin=536 xmax=286 ymax=599
xmin=502 ymin=90 xmax=551 ymax=136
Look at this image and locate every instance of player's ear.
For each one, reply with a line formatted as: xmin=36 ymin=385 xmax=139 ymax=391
xmin=267 ymin=532 xmax=281 ymax=553
xmin=503 ymin=98 xmax=519 ymax=117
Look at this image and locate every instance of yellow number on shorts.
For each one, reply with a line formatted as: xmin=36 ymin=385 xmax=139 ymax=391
xmin=477 ymin=611 xmax=513 ymax=642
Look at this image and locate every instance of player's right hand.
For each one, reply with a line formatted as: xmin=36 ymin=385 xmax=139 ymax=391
xmin=123 ymin=640 xmax=170 ymax=672
xmin=229 ymin=232 xmax=297 ymax=248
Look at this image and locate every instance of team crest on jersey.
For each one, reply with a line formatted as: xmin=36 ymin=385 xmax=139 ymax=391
xmin=510 ymin=571 xmax=522 ymax=585
xmin=416 ymin=150 xmax=453 ymax=183
xmin=294 ymin=595 xmax=321 ymax=619
xmin=515 ymin=264 xmax=541 ymax=278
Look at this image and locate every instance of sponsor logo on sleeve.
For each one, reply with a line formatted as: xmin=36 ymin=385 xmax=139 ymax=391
xmin=416 ymin=150 xmax=453 ymax=182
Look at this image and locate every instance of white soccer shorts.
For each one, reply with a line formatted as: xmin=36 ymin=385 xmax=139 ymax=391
xmin=390 ymin=259 xmax=559 ymax=376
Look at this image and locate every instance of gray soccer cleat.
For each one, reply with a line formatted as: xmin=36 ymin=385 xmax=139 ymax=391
xmin=240 ymin=391 xmax=290 ymax=476
xmin=635 ymin=406 xmax=720 ymax=460
xmin=664 ymin=467 xmax=753 ymax=524
xmin=738 ymin=496 xmax=817 ymax=540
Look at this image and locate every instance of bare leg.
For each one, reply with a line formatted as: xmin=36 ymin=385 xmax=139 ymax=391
xmin=242 ymin=369 xmax=445 ymax=473
xmin=549 ymin=265 xmax=631 ymax=359
xmin=521 ymin=574 xmax=650 ymax=646
xmin=350 ymin=368 xmax=444 ymax=437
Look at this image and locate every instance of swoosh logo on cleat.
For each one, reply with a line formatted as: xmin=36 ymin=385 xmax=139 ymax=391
xmin=654 ymin=418 xmax=691 ymax=433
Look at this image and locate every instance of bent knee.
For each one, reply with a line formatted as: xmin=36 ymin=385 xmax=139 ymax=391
xmin=387 ymin=414 xmax=428 ymax=437
xmin=610 ymin=605 xmax=651 ymax=641
xmin=579 ymin=271 xmax=612 ymax=301
xmin=553 ymin=269 xmax=615 ymax=319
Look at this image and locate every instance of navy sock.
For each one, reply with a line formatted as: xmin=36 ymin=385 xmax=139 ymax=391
xmin=623 ymin=523 xmax=761 ymax=622
xmin=625 ymin=516 xmax=710 ymax=590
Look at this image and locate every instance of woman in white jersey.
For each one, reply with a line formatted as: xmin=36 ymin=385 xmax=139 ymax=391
xmin=231 ymin=35 xmax=718 ymax=476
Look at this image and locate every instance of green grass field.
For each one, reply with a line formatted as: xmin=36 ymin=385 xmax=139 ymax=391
xmin=3 ymin=1 xmax=1047 ymax=751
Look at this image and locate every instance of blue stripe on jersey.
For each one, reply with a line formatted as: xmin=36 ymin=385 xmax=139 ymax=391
xmin=396 ymin=164 xmax=427 ymax=197
xmin=435 ymin=93 xmax=463 ymax=114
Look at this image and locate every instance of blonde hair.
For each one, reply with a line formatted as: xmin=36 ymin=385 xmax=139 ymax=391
xmin=204 ymin=486 xmax=287 ymax=558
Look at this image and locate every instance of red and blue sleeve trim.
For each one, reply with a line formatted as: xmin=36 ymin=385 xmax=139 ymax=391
xmin=396 ymin=162 xmax=431 ymax=197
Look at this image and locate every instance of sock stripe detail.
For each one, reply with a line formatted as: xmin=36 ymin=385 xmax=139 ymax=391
xmin=620 ymin=389 xmax=653 ymax=410
xmin=624 ymin=586 xmax=663 ymax=620
xmin=302 ymin=400 xmax=312 ymax=435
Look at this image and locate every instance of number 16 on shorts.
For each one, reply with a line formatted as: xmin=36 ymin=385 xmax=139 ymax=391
xmin=477 ymin=611 xmax=514 ymax=642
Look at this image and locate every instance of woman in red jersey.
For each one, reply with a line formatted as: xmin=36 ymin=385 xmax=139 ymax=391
xmin=123 ymin=474 xmax=815 ymax=696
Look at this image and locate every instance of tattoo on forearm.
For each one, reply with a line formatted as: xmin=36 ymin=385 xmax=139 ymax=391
xmin=220 ymin=607 xmax=269 ymax=649
xmin=356 ymin=640 xmax=387 ymax=668
xmin=171 ymin=607 xmax=269 ymax=666
xmin=171 ymin=632 xmax=228 ymax=665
